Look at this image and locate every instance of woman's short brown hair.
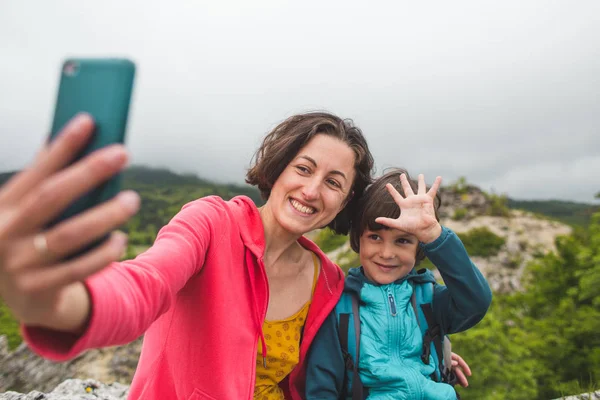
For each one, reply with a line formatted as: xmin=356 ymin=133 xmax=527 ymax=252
xmin=246 ymin=112 xmax=374 ymax=235
xmin=349 ymin=169 xmax=442 ymax=265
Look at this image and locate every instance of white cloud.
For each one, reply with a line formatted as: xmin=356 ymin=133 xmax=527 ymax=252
xmin=1 ymin=0 xmax=598 ymax=202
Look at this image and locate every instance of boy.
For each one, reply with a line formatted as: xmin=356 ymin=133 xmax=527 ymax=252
xmin=305 ymin=170 xmax=492 ymax=399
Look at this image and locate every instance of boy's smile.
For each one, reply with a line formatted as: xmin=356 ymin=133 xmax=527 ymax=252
xmin=359 ymin=228 xmax=420 ymax=285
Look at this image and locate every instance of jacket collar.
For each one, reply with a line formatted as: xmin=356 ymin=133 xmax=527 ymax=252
xmin=345 ymin=266 xmax=437 ymax=295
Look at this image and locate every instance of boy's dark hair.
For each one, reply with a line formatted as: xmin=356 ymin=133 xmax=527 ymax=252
xmin=246 ymin=112 xmax=375 ymax=235
xmin=349 ymin=168 xmax=442 ymax=264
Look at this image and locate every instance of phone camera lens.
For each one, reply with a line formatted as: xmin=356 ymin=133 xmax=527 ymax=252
xmin=63 ymin=61 xmax=79 ymax=77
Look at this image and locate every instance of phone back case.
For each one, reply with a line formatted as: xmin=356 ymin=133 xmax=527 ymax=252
xmin=48 ymin=58 xmax=135 ymax=227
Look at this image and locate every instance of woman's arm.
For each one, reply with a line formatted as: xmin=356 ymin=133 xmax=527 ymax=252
xmin=22 ymin=198 xmax=222 ymax=360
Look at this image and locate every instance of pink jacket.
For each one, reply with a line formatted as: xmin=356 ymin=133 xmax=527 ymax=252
xmin=23 ymin=196 xmax=345 ymax=400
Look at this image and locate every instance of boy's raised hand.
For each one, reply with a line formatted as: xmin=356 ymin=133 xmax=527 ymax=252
xmin=375 ymin=173 xmax=442 ymax=244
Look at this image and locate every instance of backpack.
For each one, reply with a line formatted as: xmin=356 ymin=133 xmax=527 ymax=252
xmin=335 ymin=281 xmax=459 ymax=400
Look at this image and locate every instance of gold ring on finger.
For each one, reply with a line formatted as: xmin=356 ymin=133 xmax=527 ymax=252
xmin=33 ymin=233 xmax=50 ymax=257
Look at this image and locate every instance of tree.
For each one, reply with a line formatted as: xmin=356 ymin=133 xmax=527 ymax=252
xmin=453 ymin=211 xmax=600 ymax=399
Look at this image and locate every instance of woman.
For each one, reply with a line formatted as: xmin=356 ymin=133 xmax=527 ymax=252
xmin=0 ymin=112 xmax=470 ymax=399
xmin=0 ymin=111 xmax=372 ymax=399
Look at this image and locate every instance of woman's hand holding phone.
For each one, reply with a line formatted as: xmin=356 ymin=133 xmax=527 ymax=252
xmin=0 ymin=114 xmax=140 ymax=332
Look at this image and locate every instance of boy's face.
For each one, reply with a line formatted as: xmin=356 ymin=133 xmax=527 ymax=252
xmin=359 ymin=228 xmax=419 ymax=285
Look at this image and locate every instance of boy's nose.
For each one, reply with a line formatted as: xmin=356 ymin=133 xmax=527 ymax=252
xmin=379 ymin=245 xmax=395 ymax=259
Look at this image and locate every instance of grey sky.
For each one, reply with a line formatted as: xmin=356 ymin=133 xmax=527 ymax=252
xmin=1 ymin=1 xmax=599 ymax=202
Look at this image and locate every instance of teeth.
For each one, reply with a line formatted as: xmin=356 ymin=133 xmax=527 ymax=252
xmin=290 ymin=199 xmax=316 ymax=214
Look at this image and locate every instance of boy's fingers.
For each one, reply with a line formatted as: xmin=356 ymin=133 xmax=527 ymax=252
xmin=454 ymin=367 xmax=469 ymax=388
xmin=417 ymin=174 xmax=426 ymax=195
xmin=452 ymin=352 xmax=471 ymax=376
xmin=399 ymin=174 xmax=414 ymax=197
xmin=385 ymin=183 xmax=405 ymax=205
xmin=0 ymin=114 xmax=95 ymax=205
xmin=374 ymin=217 xmax=400 ymax=230
xmin=427 ymin=176 xmax=442 ymax=198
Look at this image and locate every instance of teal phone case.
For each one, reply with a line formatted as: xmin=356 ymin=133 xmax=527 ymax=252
xmin=47 ymin=58 xmax=135 ymax=243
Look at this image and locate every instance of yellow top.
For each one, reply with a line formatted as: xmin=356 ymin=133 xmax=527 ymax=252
xmin=253 ymin=253 xmax=319 ymax=400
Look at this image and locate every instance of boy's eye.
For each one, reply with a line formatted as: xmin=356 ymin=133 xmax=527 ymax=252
xmin=396 ymin=238 xmax=414 ymax=245
xmin=368 ymin=234 xmax=380 ymax=241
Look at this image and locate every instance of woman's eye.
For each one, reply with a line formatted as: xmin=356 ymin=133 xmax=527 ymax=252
xmin=326 ymin=179 xmax=341 ymax=188
xmin=296 ymin=166 xmax=310 ymax=174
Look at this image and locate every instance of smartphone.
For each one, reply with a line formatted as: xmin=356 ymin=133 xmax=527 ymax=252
xmin=47 ymin=58 xmax=136 ymax=253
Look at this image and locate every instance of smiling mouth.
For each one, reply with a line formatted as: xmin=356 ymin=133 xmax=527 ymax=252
xmin=289 ymin=198 xmax=317 ymax=215
xmin=375 ymin=262 xmax=398 ymax=269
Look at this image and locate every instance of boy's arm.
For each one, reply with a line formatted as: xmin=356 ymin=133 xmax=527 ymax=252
xmin=305 ymin=309 xmax=346 ymax=399
xmin=422 ymin=226 xmax=493 ymax=334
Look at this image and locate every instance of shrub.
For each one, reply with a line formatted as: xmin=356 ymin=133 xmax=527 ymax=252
xmin=449 ymin=176 xmax=469 ymax=195
xmin=0 ymin=300 xmax=22 ymax=350
xmin=457 ymin=227 xmax=506 ymax=257
xmin=313 ymin=228 xmax=348 ymax=253
xmin=487 ymin=194 xmax=511 ymax=217
xmin=336 ymin=248 xmax=360 ymax=275
xmin=452 ymin=208 xmax=468 ymax=220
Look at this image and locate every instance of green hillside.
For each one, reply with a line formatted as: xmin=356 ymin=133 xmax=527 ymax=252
xmin=119 ymin=166 xmax=262 ymax=245
xmin=508 ymin=198 xmax=598 ymax=227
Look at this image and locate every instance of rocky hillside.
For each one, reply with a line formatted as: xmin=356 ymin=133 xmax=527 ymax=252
xmin=437 ymin=185 xmax=572 ymax=293
xmin=0 ymin=336 xmax=141 ymax=394
xmin=325 ymin=184 xmax=572 ymax=294
xmin=441 ymin=210 xmax=570 ymax=293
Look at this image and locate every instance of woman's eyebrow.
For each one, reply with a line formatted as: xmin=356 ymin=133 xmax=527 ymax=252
xmin=298 ymin=155 xmax=347 ymax=181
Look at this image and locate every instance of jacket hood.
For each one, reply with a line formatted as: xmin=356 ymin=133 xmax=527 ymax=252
xmin=228 ymin=195 xmax=266 ymax=258
xmin=345 ymin=266 xmax=437 ymax=295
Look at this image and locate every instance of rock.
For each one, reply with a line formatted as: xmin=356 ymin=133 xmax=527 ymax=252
xmin=0 ymin=338 xmax=142 ymax=394
xmin=0 ymin=379 xmax=129 ymax=400
xmin=441 ymin=211 xmax=571 ymax=293
xmin=438 ymin=186 xmax=490 ymax=221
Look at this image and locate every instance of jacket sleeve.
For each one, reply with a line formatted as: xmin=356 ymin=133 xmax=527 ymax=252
xmin=422 ymin=226 xmax=493 ymax=335
xmin=22 ymin=198 xmax=226 ymax=361
xmin=305 ymin=309 xmax=346 ymax=399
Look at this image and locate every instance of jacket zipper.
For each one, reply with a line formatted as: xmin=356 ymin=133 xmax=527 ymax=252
xmin=387 ymin=288 xmax=397 ymax=316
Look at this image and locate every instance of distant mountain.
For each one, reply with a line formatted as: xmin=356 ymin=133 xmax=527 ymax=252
xmin=0 ymin=172 xmax=13 ymax=187
xmin=1 ymin=167 xmax=596 ymax=229
xmin=118 ymin=166 xmax=262 ymax=244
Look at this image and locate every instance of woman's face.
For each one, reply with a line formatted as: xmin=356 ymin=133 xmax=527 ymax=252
xmin=266 ymin=134 xmax=356 ymax=236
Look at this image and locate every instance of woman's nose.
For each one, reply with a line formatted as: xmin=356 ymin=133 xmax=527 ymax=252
xmin=301 ymin=179 xmax=320 ymax=200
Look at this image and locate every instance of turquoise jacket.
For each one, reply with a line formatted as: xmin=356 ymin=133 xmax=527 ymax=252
xmin=305 ymin=227 xmax=492 ymax=400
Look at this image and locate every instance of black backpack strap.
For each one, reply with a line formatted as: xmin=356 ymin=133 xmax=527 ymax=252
xmin=350 ymin=293 xmax=364 ymax=400
xmin=420 ymin=302 xmax=444 ymax=381
xmin=337 ymin=293 xmax=366 ymax=400
xmin=338 ymin=313 xmax=351 ymax=400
